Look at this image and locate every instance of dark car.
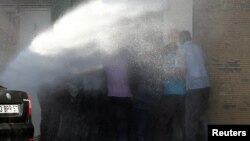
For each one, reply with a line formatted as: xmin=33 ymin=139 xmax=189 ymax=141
xmin=0 ymin=85 xmax=34 ymax=141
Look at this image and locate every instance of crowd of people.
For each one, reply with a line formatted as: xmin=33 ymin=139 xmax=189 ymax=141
xmin=38 ymin=30 xmax=210 ymax=141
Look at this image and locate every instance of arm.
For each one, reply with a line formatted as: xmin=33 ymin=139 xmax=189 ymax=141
xmin=174 ymin=46 xmax=186 ymax=77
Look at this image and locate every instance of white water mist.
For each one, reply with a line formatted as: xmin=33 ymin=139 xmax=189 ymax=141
xmin=0 ymin=0 xmax=168 ymax=92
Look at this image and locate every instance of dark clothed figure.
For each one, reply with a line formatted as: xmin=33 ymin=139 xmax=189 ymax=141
xmin=130 ymin=48 xmax=163 ymax=141
xmin=55 ymin=70 xmax=106 ymax=141
xmin=185 ymin=88 xmax=210 ymax=141
xmin=37 ymin=84 xmax=52 ymax=141
xmin=38 ymin=79 xmax=71 ymax=141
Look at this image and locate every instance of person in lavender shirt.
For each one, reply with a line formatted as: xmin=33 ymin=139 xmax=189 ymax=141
xmin=104 ymin=48 xmax=133 ymax=141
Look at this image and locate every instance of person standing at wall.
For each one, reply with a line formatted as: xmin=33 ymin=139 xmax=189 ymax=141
xmin=178 ymin=30 xmax=210 ymax=141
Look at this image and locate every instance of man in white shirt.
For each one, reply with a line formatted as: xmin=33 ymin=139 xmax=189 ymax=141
xmin=178 ymin=30 xmax=210 ymax=141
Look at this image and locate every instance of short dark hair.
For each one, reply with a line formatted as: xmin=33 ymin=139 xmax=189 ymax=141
xmin=179 ymin=30 xmax=192 ymax=44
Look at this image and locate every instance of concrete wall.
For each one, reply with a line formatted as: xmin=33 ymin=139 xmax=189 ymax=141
xmin=0 ymin=9 xmax=19 ymax=73
xmin=163 ymin=0 xmax=192 ymax=34
xmin=18 ymin=8 xmax=51 ymax=50
xmin=0 ymin=0 xmax=51 ymax=6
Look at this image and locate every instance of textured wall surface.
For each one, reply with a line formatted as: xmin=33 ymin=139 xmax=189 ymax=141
xmin=0 ymin=0 xmax=51 ymax=6
xmin=193 ymin=0 xmax=250 ymax=124
xmin=0 ymin=0 xmax=52 ymax=73
xmin=0 ymin=11 xmax=19 ymax=73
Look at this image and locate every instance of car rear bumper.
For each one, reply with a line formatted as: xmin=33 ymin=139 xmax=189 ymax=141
xmin=0 ymin=122 xmax=34 ymax=137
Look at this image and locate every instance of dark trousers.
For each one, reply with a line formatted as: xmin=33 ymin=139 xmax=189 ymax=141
xmin=38 ymin=99 xmax=51 ymax=141
xmin=132 ymin=86 xmax=161 ymax=141
xmin=108 ymin=97 xmax=133 ymax=141
xmin=133 ymin=101 xmax=157 ymax=141
xmin=184 ymin=87 xmax=210 ymax=141
xmin=155 ymin=95 xmax=185 ymax=141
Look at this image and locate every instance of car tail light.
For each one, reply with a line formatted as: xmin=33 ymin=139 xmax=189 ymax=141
xmin=28 ymin=95 xmax=32 ymax=116
xmin=28 ymin=138 xmax=34 ymax=141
